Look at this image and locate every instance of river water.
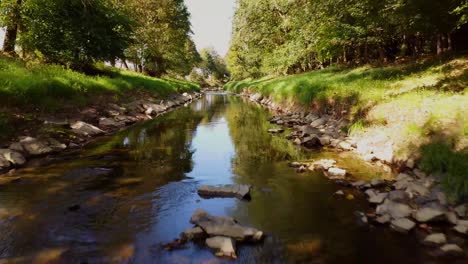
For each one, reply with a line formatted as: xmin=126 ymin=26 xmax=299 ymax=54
xmin=0 ymin=93 xmax=459 ymax=263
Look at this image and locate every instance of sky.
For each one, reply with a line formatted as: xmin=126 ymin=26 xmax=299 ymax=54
xmin=185 ymin=0 xmax=236 ymax=57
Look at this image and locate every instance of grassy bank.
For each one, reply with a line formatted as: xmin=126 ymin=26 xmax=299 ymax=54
xmin=0 ymin=56 xmax=199 ymax=140
xmin=225 ymin=56 xmax=468 ymax=200
xmin=0 ymin=56 xmax=199 ymax=111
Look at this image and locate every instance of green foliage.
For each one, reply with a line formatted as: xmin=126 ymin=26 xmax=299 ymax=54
xmin=20 ymin=0 xmax=132 ymax=70
xmin=228 ymin=0 xmax=468 ymax=80
xmin=190 ymin=47 xmax=229 ymax=86
xmin=0 ymin=56 xmax=199 ymax=111
xmin=420 ymin=142 xmax=468 ymax=201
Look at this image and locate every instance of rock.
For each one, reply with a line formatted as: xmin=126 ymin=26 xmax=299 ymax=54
xmin=406 ymin=159 xmax=415 ymax=169
xmin=325 ymin=167 xmax=347 ymax=179
xmin=453 ymin=225 xmax=468 ymax=235
xmin=0 ymin=155 xmax=10 ymax=168
xmin=351 ymin=180 xmax=368 ymax=189
xmin=267 ymin=128 xmax=284 ymax=134
xmin=302 ymin=135 xmax=322 ymax=149
xmin=181 ymin=227 xmax=206 ymax=240
xmin=454 ymin=204 xmax=466 ymax=218
xmin=440 ymin=244 xmax=464 ymax=256
xmin=293 ymin=138 xmax=302 ymax=145
xmin=406 ymin=182 xmax=430 ymax=196
xmin=413 ymin=207 xmax=446 ymax=222
xmin=445 ymin=211 xmax=459 ymax=225
xmin=99 ymin=117 xmax=125 ymax=128
xmin=70 ymin=121 xmax=104 ymax=136
xmin=413 ymin=169 xmax=426 ymax=178
xmin=337 ymin=141 xmax=353 ymax=151
xmin=369 ymin=192 xmax=388 ymax=204
xmin=391 ymin=218 xmax=416 ymax=233
xmin=424 ymin=233 xmax=447 ymax=245
xmin=376 ymin=214 xmax=391 ymax=224
xmin=376 ymin=199 xmax=412 ymax=219
xmin=354 ymin=211 xmax=368 ymax=226
xmin=334 ymin=190 xmax=345 ymax=196
xmin=305 ymin=113 xmax=319 ymax=122
xmin=300 ymin=125 xmax=320 ymax=136
xmin=309 ymin=159 xmax=336 ymax=171
xmin=319 ymin=135 xmax=332 ymax=146
xmin=289 ymin=162 xmax=303 ymax=168
xmin=8 ymin=142 xmax=24 ymax=153
xmin=206 ymin=236 xmax=237 ymax=259
xmin=19 ymin=137 xmax=53 ymax=156
xmin=396 ymin=173 xmax=412 ymax=182
xmin=388 ymin=190 xmax=410 ymax=203
xmin=371 ymin=178 xmax=385 ymax=187
xmin=310 ymin=118 xmax=326 ymax=127
xmin=250 ymin=93 xmax=263 ymax=102
xmin=197 ymin=184 xmax=251 ymax=199
xmin=46 ymin=138 xmax=67 ymax=152
xmin=190 ymin=210 xmax=263 ymax=242
xmin=0 ymin=149 xmax=25 ymax=165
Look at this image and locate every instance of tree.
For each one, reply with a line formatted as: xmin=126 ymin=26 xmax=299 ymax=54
xmin=20 ymin=0 xmax=132 ymax=71
xmin=0 ymin=0 xmax=22 ymax=55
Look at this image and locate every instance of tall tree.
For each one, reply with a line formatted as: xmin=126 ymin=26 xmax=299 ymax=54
xmin=0 ymin=0 xmax=22 ymax=55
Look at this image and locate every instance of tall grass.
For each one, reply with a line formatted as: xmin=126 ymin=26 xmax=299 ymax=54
xmin=0 ymin=56 xmax=199 ymax=112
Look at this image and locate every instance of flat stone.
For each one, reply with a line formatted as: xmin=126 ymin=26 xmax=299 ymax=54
xmin=391 ymin=218 xmax=416 ymax=233
xmin=413 ymin=207 xmax=446 ymax=222
xmin=197 ymin=184 xmax=251 ymax=199
xmin=424 ymin=233 xmax=447 ymax=245
xmin=325 ymin=167 xmax=347 ymax=179
xmin=406 ymin=182 xmax=430 ymax=196
xmin=334 ymin=190 xmax=345 ymax=196
xmin=310 ymin=118 xmax=326 ymax=127
xmin=453 ymin=225 xmax=468 ymax=235
xmin=206 ymin=236 xmax=236 ymax=259
xmin=371 ymin=178 xmax=385 ymax=187
xmin=181 ymin=227 xmax=206 ymax=240
xmin=190 ymin=210 xmax=263 ymax=242
xmin=440 ymin=244 xmax=464 ymax=256
xmin=446 ymin=211 xmax=459 ymax=225
xmin=99 ymin=117 xmax=125 ymax=128
xmin=300 ymin=125 xmax=319 ymax=136
xmin=70 ymin=121 xmax=104 ymax=136
xmin=388 ymin=190 xmax=410 ymax=203
xmin=376 ymin=199 xmax=412 ymax=219
xmin=0 ymin=149 xmax=25 ymax=165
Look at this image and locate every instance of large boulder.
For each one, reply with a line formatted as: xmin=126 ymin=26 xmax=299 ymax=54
xmin=190 ymin=210 xmax=263 ymax=242
xmin=197 ymin=184 xmax=251 ymax=199
xmin=70 ymin=121 xmax=105 ymax=136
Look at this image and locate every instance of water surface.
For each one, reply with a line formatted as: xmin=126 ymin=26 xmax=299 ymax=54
xmin=0 ymin=93 xmax=461 ymax=263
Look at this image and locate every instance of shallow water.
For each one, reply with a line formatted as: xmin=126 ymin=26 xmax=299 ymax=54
xmin=0 ymin=93 xmax=463 ymax=263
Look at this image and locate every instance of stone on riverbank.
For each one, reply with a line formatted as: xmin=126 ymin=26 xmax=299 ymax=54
xmin=0 ymin=149 xmax=25 ymax=165
xmin=206 ymin=236 xmax=237 ymax=259
xmin=391 ymin=218 xmax=416 ymax=233
xmin=19 ymin=137 xmax=53 ymax=156
xmin=267 ymin=128 xmax=284 ymax=134
xmin=424 ymin=233 xmax=447 ymax=245
xmin=376 ymin=199 xmax=412 ymax=219
xmin=197 ymin=184 xmax=251 ymax=199
xmin=190 ymin=210 xmax=263 ymax=242
xmin=70 ymin=121 xmax=105 ymax=136
xmin=368 ymin=192 xmax=388 ymax=204
xmin=325 ymin=167 xmax=347 ymax=179
xmin=440 ymin=244 xmax=464 ymax=256
xmin=181 ymin=227 xmax=206 ymax=240
xmin=388 ymin=190 xmax=410 ymax=203
xmin=309 ymin=159 xmax=336 ymax=171
xmin=413 ymin=207 xmax=446 ymax=223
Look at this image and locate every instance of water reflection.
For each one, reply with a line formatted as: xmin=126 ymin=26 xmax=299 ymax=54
xmin=0 ymin=93 xmax=462 ymax=263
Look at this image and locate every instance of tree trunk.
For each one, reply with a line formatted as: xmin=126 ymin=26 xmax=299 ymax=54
xmin=436 ymin=34 xmax=443 ymax=55
xmin=122 ymin=60 xmax=129 ymax=70
xmin=364 ymin=42 xmax=369 ymax=63
xmin=2 ymin=0 xmax=22 ymax=55
xmin=378 ymin=46 xmax=386 ymax=63
xmin=447 ymin=33 xmax=453 ymax=52
xmin=343 ymin=46 xmax=347 ymax=63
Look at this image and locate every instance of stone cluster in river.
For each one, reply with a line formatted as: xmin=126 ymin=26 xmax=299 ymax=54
xmin=0 ymin=92 xmax=202 ymax=174
xmin=242 ymin=91 xmax=467 ymax=258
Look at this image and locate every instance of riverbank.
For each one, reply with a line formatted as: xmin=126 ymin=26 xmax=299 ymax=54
xmin=0 ymin=56 xmax=202 ymax=174
xmin=225 ymin=55 xmax=467 ymax=201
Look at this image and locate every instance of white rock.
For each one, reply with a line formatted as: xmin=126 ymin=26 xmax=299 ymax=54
xmin=440 ymin=244 xmax=463 ymax=255
xmin=454 ymin=204 xmax=466 ymax=218
xmin=70 ymin=121 xmax=104 ymax=136
xmin=453 ymin=225 xmax=467 ymax=235
xmin=413 ymin=207 xmax=446 ymax=222
xmin=376 ymin=199 xmax=412 ymax=219
xmin=424 ymin=233 xmax=447 ymax=245
xmin=369 ymin=193 xmax=388 ymax=204
xmin=391 ymin=218 xmax=416 ymax=233
xmin=0 ymin=149 xmax=25 ymax=165
xmin=376 ymin=214 xmax=391 ymax=224
xmin=325 ymin=167 xmax=347 ymax=179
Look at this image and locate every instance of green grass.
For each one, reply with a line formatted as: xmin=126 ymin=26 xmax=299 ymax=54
xmin=0 ymin=56 xmax=199 ymax=112
xmin=226 ymin=56 xmax=468 ymax=200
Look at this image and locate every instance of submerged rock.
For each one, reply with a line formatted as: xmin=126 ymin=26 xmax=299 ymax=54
xmin=197 ymin=184 xmax=251 ymax=199
xmin=190 ymin=210 xmax=263 ymax=242
xmin=181 ymin=227 xmax=206 ymax=241
xmin=391 ymin=218 xmax=416 ymax=233
xmin=206 ymin=236 xmax=237 ymax=259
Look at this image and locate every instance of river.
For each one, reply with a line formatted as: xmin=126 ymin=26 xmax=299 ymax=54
xmin=0 ymin=93 xmax=458 ymax=263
